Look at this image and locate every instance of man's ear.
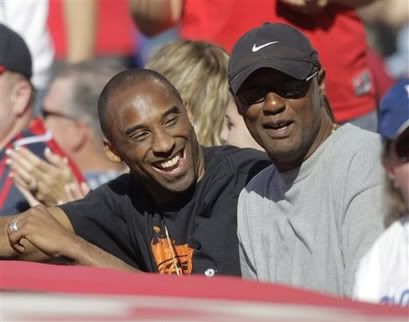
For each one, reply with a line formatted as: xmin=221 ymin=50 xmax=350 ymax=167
xmin=103 ymin=138 xmax=122 ymax=163
xmin=11 ymin=79 xmax=32 ymax=116
xmin=318 ymin=69 xmax=326 ymax=96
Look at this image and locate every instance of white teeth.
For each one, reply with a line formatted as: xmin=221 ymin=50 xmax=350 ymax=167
xmin=159 ymin=154 xmax=180 ymax=169
xmin=277 ymin=125 xmax=288 ymax=130
xmin=271 ymin=123 xmax=289 ymax=130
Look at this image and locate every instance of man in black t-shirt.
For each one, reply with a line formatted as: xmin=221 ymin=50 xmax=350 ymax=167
xmin=0 ymin=69 xmax=269 ymax=276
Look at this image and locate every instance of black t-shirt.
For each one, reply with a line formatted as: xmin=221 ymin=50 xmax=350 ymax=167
xmin=61 ymin=146 xmax=270 ymax=276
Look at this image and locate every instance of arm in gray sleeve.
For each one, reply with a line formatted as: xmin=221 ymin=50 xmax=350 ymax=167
xmin=341 ymin=148 xmax=384 ymax=296
xmin=237 ymin=188 xmax=258 ymax=279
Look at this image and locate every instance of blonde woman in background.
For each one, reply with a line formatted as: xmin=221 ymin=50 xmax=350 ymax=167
xmin=146 ymin=40 xmax=229 ymax=146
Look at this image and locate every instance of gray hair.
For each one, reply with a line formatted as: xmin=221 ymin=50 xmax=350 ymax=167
xmin=56 ymin=61 xmax=124 ymax=141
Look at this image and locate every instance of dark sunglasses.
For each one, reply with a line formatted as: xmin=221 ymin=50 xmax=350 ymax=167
xmin=395 ymin=127 xmax=409 ymax=163
xmin=42 ymin=110 xmax=77 ymax=121
xmin=236 ymin=70 xmax=319 ymax=106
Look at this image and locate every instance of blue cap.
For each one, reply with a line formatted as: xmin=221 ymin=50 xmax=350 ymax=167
xmin=378 ymin=79 xmax=409 ymax=140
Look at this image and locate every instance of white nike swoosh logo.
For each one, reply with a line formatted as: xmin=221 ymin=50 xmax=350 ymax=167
xmin=252 ymin=41 xmax=279 ymax=52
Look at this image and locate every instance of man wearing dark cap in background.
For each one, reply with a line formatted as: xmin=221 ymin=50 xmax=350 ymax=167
xmin=228 ymin=23 xmax=384 ymax=297
xmin=0 ymin=24 xmax=83 ymax=215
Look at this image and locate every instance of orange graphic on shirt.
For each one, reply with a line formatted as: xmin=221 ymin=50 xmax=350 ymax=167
xmin=151 ymin=226 xmax=193 ymax=274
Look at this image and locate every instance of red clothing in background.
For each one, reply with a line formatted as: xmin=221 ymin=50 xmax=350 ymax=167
xmin=48 ymin=0 xmax=136 ymax=59
xmin=181 ymin=0 xmax=376 ymax=122
xmin=367 ymin=47 xmax=395 ymax=103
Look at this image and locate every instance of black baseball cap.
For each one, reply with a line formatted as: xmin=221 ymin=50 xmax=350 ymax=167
xmin=228 ymin=23 xmax=320 ymax=95
xmin=0 ymin=23 xmax=32 ymax=80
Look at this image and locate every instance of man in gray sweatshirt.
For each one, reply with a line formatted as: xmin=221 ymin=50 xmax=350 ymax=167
xmin=227 ymin=22 xmax=384 ymax=297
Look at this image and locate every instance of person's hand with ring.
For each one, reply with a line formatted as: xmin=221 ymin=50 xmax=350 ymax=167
xmin=6 ymin=205 xmax=77 ymax=257
xmin=9 ymin=219 xmax=19 ymax=233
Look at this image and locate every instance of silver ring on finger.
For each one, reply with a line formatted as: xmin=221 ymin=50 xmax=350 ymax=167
xmin=9 ymin=220 xmax=19 ymax=232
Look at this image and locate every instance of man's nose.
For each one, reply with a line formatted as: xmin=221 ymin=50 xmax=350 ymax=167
xmin=262 ymin=92 xmax=286 ymax=115
xmin=152 ymin=128 xmax=176 ymax=155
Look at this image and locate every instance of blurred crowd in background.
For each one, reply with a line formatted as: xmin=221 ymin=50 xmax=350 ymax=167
xmin=2 ymin=0 xmax=408 ymax=111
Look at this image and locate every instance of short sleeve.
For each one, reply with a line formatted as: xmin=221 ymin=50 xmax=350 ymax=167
xmin=60 ymin=181 xmax=139 ymax=268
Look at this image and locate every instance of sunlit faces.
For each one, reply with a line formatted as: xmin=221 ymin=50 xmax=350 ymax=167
xmin=235 ymin=68 xmax=332 ymax=171
xmin=104 ymin=79 xmax=203 ymax=198
xmin=220 ymin=96 xmax=263 ymax=151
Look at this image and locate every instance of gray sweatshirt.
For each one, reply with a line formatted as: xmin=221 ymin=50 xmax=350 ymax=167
xmin=238 ymin=124 xmax=384 ymax=297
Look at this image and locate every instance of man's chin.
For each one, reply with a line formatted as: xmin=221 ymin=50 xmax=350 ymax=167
xmin=150 ymin=170 xmax=194 ymax=191
xmin=164 ymin=177 xmax=196 ymax=193
xmin=151 ymin=177 xmax=196 ymax=206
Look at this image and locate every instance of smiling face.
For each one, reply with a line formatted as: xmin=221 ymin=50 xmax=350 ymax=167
xmin=104 ymin=78 xmax=204 ymax=201
xmin=235 ymin=68 xmax=333 ymax=171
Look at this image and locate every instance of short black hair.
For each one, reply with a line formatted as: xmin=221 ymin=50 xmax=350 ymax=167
xmin=97 ymin=68 xmax=183 ymax=138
